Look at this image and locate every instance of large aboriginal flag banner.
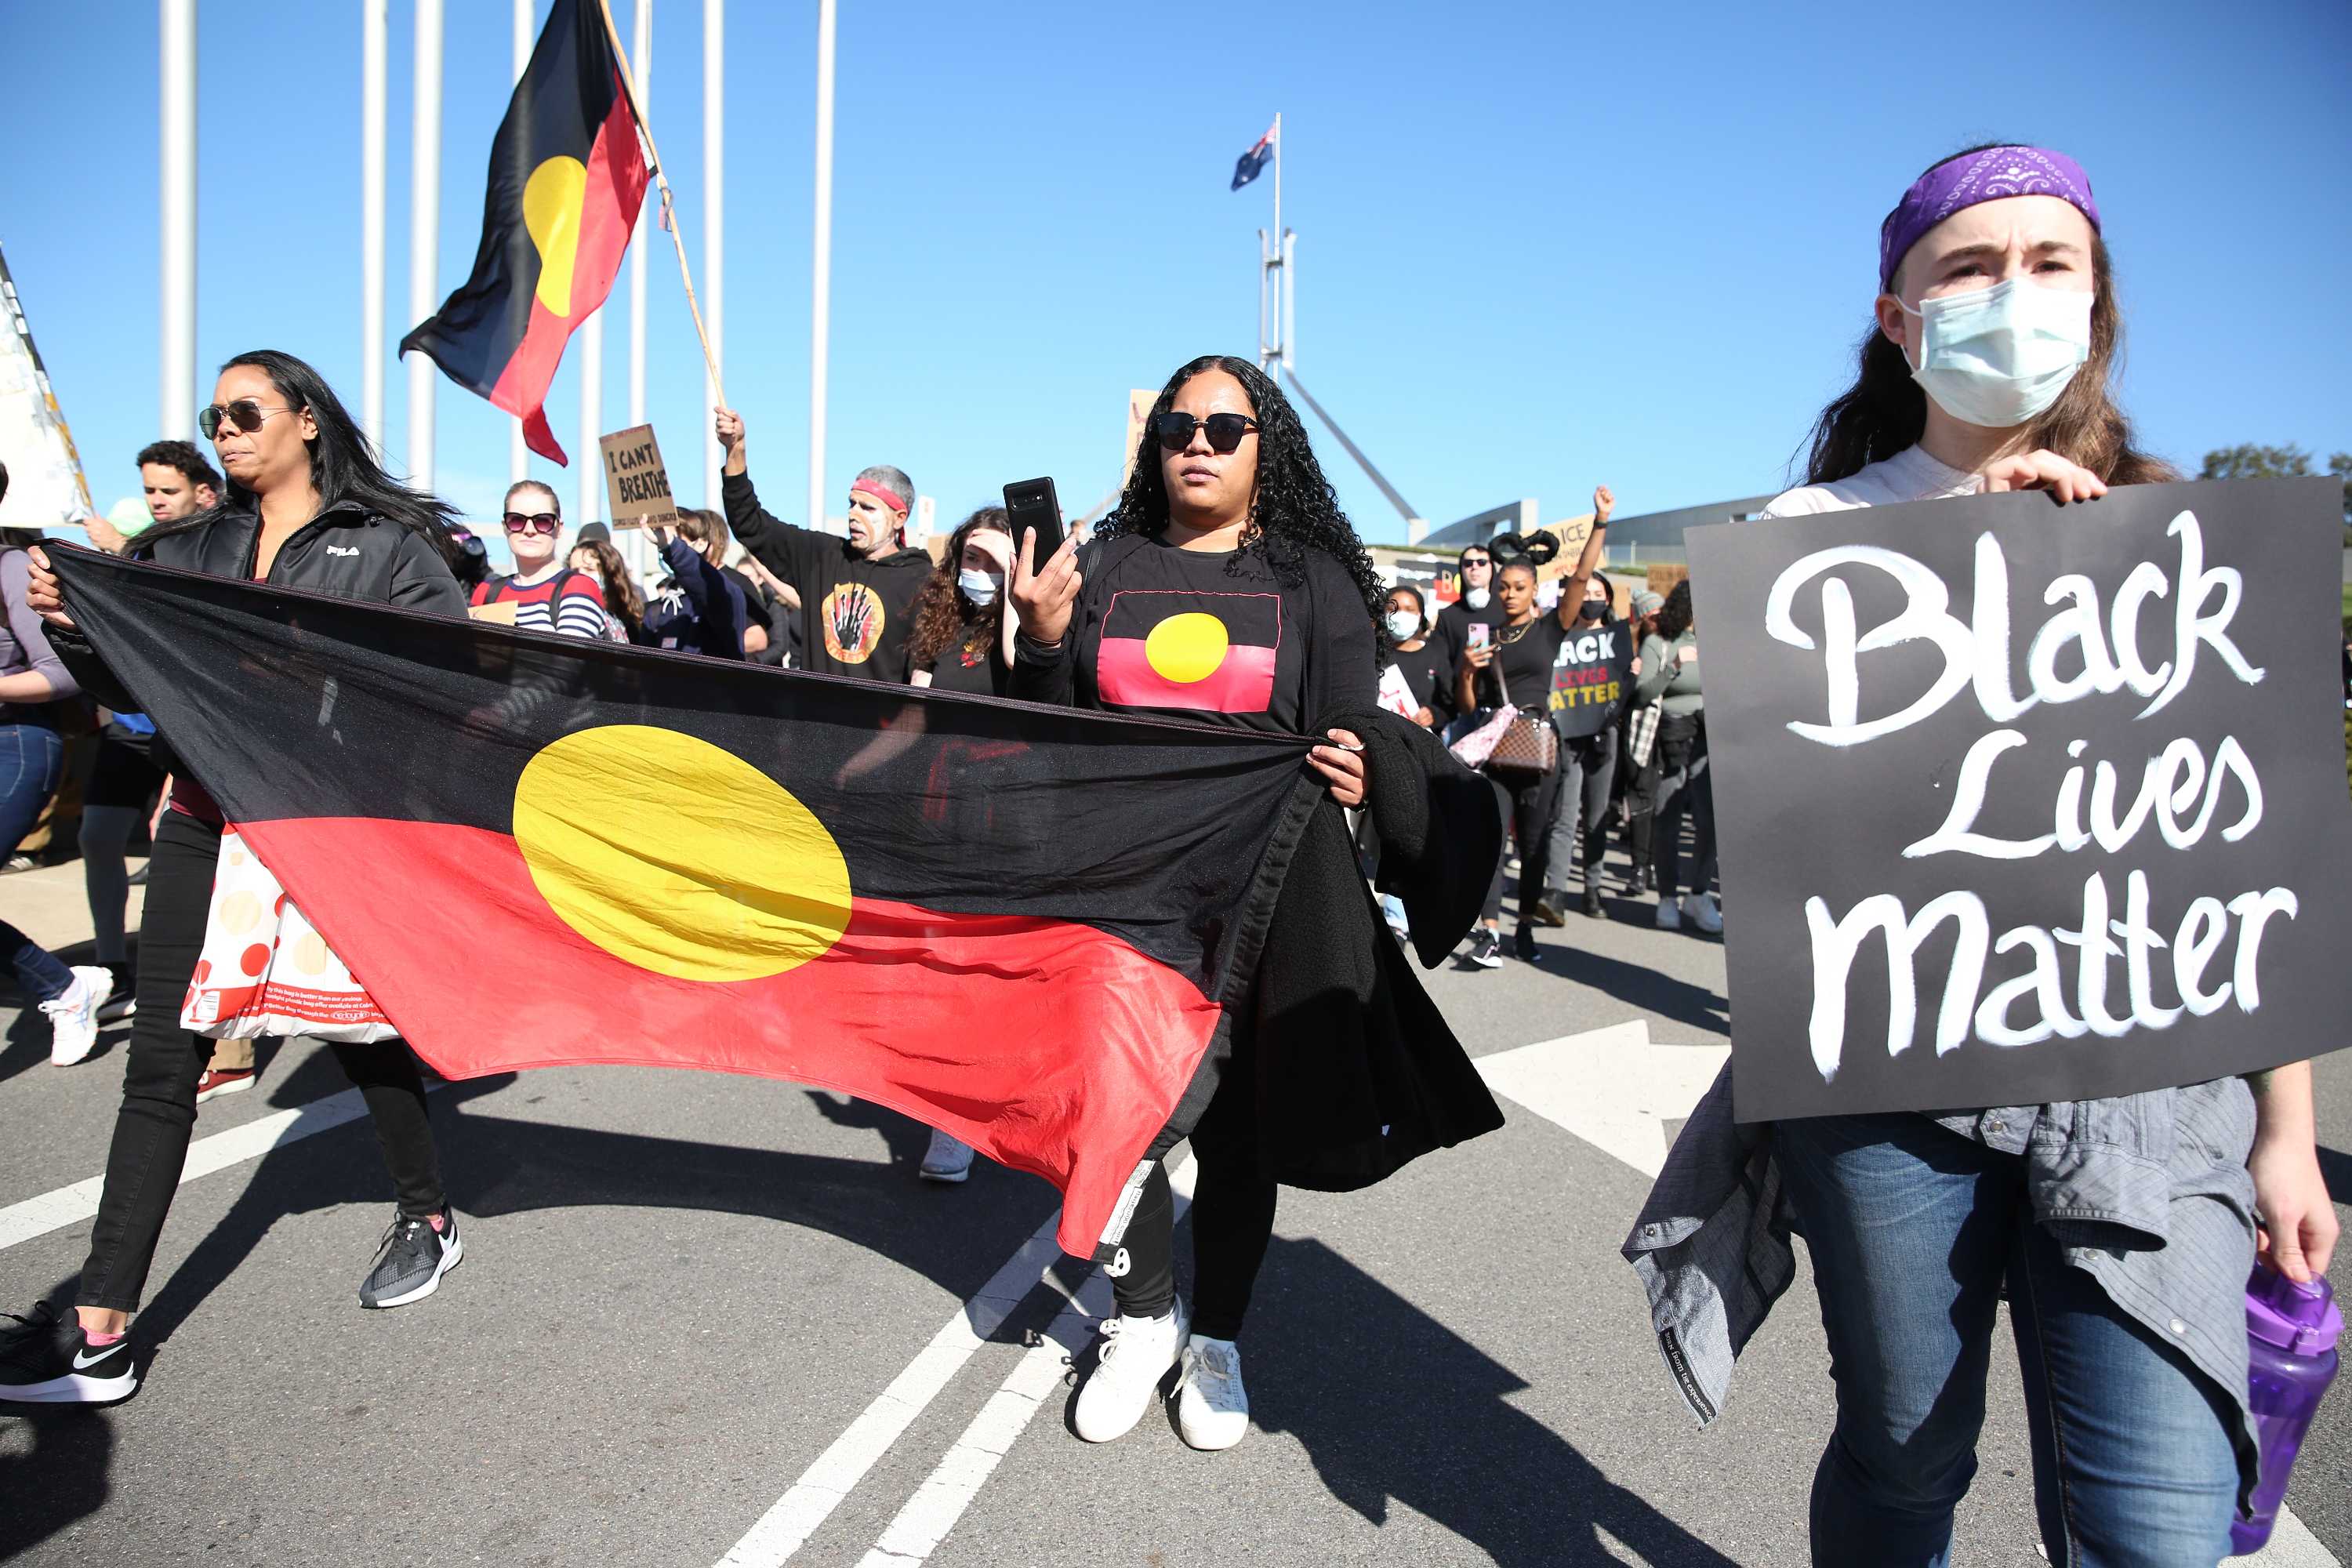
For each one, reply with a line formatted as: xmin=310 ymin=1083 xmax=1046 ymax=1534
xmin=401 ymin=0 xmax=647 ymax=465
xmin=49 ymin=549 xmax=1330 ymax=1259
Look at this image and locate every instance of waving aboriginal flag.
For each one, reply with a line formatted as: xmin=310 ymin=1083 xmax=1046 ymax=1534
xmin=401 ymin=0 xmax=647 ymax=465
xmin=48 ymin=547 xmax=1329 ymax=1259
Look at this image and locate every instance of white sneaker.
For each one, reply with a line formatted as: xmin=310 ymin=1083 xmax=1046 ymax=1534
xmin=1654 ymin=896 xmax=1682 ymax=931
xmin=1073 ymin=1299 xmax=1189 ymax=1443
xmin=1175 ymin=1335 xmax=1250 ymax=1451
xmin=42 ymin=967 xmax=113 ymax=1066
xmin=1683 ymin=892 xmax=1723 ymax=934
xmin=919 ymin=1129 xmax=975 ymax=1184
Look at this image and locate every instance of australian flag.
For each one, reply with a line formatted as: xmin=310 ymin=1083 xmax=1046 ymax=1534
xmin=1230 ymin=121 xmax=1276 ymax=191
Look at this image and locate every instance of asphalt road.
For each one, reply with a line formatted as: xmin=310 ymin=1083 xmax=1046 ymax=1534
xmin=1 ymin=848 xmax=2345 ymax=1567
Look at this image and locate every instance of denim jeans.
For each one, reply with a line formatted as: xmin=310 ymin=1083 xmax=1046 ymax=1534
xmin=1776 ymin=1112 xmax=2240 ymax=1567
xmin=1 ymin=722 xmax=74 ymax=1004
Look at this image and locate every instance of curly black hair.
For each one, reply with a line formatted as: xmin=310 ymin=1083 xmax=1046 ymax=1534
xmin=1097 ymin=355 xmax=1385 ymax=636
xmin=1655 ymin=579 xmax=1695 ymax=641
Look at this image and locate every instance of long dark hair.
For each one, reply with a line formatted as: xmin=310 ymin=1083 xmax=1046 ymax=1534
xmin=569 ymin=538 xmax=643 ymax=637
xmin=146 ymin=350 xmax=462 ymax=562
xmin=1800 ymin=144 xmax=2174 ymax=489
xmin=1098 ymin=355 xmax=1384 ymax=630
xmin=1655 ymin=579 xmax=1694 ymax=641
xmin=906 ymin=506 xmax=1010 ymax=673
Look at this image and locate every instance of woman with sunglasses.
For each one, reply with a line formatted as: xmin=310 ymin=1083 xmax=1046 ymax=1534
xmin=1009 ymin=354 xmax=1380 ymax=1454
xmin=472 ymin=481 xmax=619 ymax=641
xmin=1738 ymin=145 xmax=2336 ymax=1563
xmin=1454 ymin=495 xmax=1612 ymax=964
xmin=1 ymin=350 xmax=474 ymax=1406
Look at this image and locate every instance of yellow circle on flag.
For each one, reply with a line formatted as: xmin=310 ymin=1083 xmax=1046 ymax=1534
xmin=513 ymin=725 xmax=852 ymax=981
xmin=1144 ymin=612 xmax=1230 ymax=684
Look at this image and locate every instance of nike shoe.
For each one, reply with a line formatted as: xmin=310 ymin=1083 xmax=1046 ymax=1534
xmin=0 ymin=1302 xmax=137 ymax=1404
xmin=42 ymin=966 xmax=114 ymax=1067
xmin=194 ymin=1066 xmax=256 ymax=1104
xmin=1468 ymin=929 xmax=1504 ymax=969
xmin=1073 ymin=1298 xmax=1189 ymax=1443
xmin=1175 ymin=1335 xmax=1249 ymax=1451
xmin=1683 ymin=891 xmax=1724 ymax=935
xmin=919 ymin=1130 xmax=975 ymax=1184
xmin=358 ymin=1206 xmax=464 ymax=1309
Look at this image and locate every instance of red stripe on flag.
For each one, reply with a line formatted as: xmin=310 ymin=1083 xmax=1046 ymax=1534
xmin=236 ymin=816 xmax=1219 ymax=1257
xmin=489 ymin=75 xmax=649 ymax=466
xmin=1096 ymin=637 xmax=1277 ymax=714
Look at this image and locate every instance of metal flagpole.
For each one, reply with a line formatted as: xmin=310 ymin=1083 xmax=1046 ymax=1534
xmin=1282 ymin=228 xmax=1295 ymax=371
xmin=510 ymin=0 xmax=531 ymax=488
xmin=159 ymin=0 xmax=196 ymax=441
xmin=628 ymin=0 xmax=652 ymax=430
xmin=702 ymin=0 xmax=725 ymax=509
xmin=578 ymin=289 xmax=603 ymax=525
xmin=361 ymin=0 xmax=387 ymax=451
xmin=408 ymin=0 xmax=444 ymax=492
xmin=808 ymin=0 xmax=835 ymax=534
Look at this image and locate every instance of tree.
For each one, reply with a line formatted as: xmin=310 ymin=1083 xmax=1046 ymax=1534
xmin=2198 ymin=443 xmax=2314 ymax=480
xmin=2331 ymin=452 xmax=2352 ymax=528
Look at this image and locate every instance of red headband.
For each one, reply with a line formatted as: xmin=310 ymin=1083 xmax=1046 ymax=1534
xmin=850 ymin=479 xmax=908 ymax=514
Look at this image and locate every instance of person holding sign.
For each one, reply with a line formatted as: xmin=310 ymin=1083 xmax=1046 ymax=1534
xmin=714 ymin=407 xmax=933 ymax=684
xmin=1532 ymin=564 xmax=1635 ymax=924
xmin=1658 ymin=145 xmax=2336 ymax=1566
xmin=1457 ymin=485 xmax=1613 ymax=962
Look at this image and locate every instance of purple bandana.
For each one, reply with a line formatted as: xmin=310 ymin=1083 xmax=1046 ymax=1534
xmin=1878 ymin=146 xmax=2100 ymax=292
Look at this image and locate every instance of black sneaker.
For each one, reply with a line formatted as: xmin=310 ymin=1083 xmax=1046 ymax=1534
xmin=359 ymin=1207 xmax=464 ymax=1309
xmin=0 ymin=1302 xmax=138 ymax=1404
xmin=1513 ymin=924 xmax=1539 ymax=961
xmin=1529 ymin=895 xmax=1568 ymax=928
xmin=1468 ymin=929 xmax=1504 ymax=969
xmin=1582 ymin=887 xmax=1605 ymax=919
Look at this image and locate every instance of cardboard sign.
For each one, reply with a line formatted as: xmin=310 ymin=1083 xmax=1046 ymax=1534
xmin=599 ymin=425 xmax=679 ymax=531
xmin=1547 ymin=621 xmax=1634 ymax=739
xmin=1688 ymin=477 xmax=2352 ymax=1122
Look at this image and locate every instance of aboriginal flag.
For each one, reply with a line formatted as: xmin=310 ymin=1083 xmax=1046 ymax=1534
xmin=1096 ymin=590 xmax=1282 ymax=714
xmin=401 ymin=0 xmax=648 ymax=466
xmin=49 ymin=547 xmax=1325 ymax=1260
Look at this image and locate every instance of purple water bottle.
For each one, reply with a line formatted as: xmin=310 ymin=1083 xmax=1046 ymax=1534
xmin=2230 ymin=1265 xmax=2342 ymax=1555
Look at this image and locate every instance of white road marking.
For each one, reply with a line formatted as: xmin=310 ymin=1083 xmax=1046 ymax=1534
xmin=1474 ymin=1019 xmax=1727 ymax=1178
xmin=1481 ymin=1021 xmax=2341 ymax=1568
xmin=856 ymin=1160 xmax=1199 ymax=1566
xmin=0 ymin=1083 xmax=397 ymax=1254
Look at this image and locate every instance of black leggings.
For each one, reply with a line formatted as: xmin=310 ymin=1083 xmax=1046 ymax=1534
xmin=1109 ymin=1055 xmax=1278 ymax=1341
xmin=75 ymin=810 xmax=447 ymax=1314
xmin=1481 ymin=771 xmax=1559 ymax=924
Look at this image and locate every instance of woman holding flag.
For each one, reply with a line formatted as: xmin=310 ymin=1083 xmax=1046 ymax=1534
xmin=0 ymin=350 xmax=473 ymax=1406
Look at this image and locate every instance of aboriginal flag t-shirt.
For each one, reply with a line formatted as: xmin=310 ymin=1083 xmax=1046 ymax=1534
xmin=1066 ymin=535 xmax=1377 ymax=735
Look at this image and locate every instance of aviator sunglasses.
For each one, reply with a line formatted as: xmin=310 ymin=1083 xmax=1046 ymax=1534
xmin=198 ymin=399 xmax=299 ymax=441
xmin=1149 ymin=411 xmax=1261 ymax=455
xmin=503 ymin=512 xmax=561 ymax=537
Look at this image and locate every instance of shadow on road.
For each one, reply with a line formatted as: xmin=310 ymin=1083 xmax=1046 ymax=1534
xmin=1535 ymin=940 xmax=1730 ymax=1038
xmin=1245 ymin=1236 xmax=1740 ymax=1566
xmin=2320 ymin=1143 xmax=2350 ymax=1207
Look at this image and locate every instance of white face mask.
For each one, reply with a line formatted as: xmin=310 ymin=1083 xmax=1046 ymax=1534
xmin=1385 ymin=609 xmax=1421 ymax=641
xmin=1464 ymin=586 xmax=1491 ymax=611
xmin=1902 ymin=277 xmax=2093 ymax=430
xmin=957 ymin=567 xmax=1004 ymax=607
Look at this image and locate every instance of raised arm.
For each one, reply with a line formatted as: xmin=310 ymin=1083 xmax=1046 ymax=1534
xmin=716 ymin=406 xmax=823 ymax=588
xmin=1552 ymin=484 xmax=1615 ymax=630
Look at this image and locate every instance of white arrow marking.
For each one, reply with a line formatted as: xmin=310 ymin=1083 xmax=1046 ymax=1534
xmin=1475 ymin=1019 xmax=1728 ymax=1178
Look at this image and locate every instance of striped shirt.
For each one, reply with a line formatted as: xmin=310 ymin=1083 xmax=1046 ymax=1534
xmin=470 ymin=568 xmax=615 ymax=641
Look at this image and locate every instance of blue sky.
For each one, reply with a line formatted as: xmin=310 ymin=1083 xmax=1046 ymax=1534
xmin=3 ymin=0 xmax=2347 ymax=568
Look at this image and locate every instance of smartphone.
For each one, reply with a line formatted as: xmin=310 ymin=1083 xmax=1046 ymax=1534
xmin=1003 ymin=477 xmax=1065 ymax=562
xmin=1467 ymin=622 xmax=1493 ymax=652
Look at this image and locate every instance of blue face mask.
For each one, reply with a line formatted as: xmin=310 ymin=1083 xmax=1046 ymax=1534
xmin=1902 ymin=277 xmax=2093 ymax=430
xmin=958 ymin=567 xmax=1004 ymax=608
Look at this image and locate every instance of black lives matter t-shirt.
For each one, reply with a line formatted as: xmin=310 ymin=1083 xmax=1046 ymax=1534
xmin=721 ymin=470 xmax=934 ymax=684
xmin=1029 ymin=535 xmax=1377 ymax=736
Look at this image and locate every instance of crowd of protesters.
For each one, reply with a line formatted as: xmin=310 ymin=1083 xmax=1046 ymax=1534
xmin=0 ymin=136 xmax=2339 ymax=1568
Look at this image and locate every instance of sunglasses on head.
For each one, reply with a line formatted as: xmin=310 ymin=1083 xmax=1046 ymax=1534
xmin=503 ymin=512 xmax=561 ymax=536
xmin=198 ymin=399 xmax=297 ymax=441
xmin=1149 ymin=411 xmax=1260 ymax=455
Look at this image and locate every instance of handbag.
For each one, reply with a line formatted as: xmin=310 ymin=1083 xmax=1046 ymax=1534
xmin=1479 ymin=633 xmax=1557 ymax=784
xmin=180 ymin=824 xmax=400 ymax=1044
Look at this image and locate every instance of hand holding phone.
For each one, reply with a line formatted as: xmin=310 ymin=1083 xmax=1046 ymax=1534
xmin=1467 ymin=622 xmax=1492 ymax=652
xmin=1003 ymin=477 xmax=1065 ymax=563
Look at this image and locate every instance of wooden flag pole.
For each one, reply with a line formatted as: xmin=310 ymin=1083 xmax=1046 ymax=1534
xmin=596 ymin=0 xmax=725 ymax=407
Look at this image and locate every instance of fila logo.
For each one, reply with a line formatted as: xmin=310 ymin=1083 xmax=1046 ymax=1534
xmin=326 ymin=544 xmax=361 ymax=557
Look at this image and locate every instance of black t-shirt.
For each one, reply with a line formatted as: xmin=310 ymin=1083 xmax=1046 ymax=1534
xmin=721 ymin=471 xmax=934 ymax=683
xmin=925 ymin=626 xmax=1011 ymax=697
xmin=1381 ymin=639 xmax=1456 ymax=721
xmin=1018 ymin=534 xmax=1377 ymax=735
xmin=1470 ymin=615 xmax=1573 ymax=710
xmin=1432 ymin=596 xmax=1503 ymax=667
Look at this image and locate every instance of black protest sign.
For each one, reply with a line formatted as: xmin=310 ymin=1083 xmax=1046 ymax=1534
xmin=1687 ymin=477 xmax=2352 ymax=1123
xmin=1547 ymin=621 xmax=1634 ymax=739
xmin=598 ymin=424 xmax=679 ymax=531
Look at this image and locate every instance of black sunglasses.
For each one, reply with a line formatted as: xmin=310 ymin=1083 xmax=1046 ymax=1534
xmin=503 ymin=512 xmax=561 ymax=536
xmin=1150 ymin=411 xmax=1260 ymax=455
xmin=198 ymin=399 xmax=298 ymax=441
